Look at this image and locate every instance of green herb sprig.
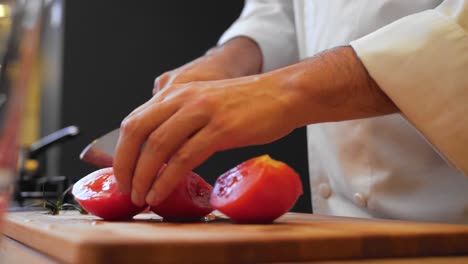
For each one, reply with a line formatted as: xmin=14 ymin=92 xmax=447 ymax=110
xmin=32 ymin=185 xmax=88 ymax=215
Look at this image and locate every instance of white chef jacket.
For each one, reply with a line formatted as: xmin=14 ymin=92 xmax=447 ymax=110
xmin=218 ymin=0 xmax=468 ymax=224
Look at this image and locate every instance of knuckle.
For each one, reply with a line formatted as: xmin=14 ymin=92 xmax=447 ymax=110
xmin=158 ymin=83 xmax=183 ymax=101
xmin=153 ymin=77 xmax=160 ymax=89
xmin=193 ymin=94 xmax=216 ymax=109
xmin=153 ymin=72 xmax=171 ymax=92
xmin=120 ymin=116 xmax=140 ymax=136
xmin=156 ymin=72 xmax=170 ymax=85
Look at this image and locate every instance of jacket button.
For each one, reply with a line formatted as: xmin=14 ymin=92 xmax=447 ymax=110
xmin=353 ymin=193 xmax=367 ymax=208
xmin=318 ymin=183 xmax=331 ymax=199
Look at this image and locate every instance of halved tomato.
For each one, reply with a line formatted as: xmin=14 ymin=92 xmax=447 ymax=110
xmin=210 ymin=155 xmax=303 ymax=223
xmin=150 ymin=170 xmax=214 ymax=221
xmin=72 ymin=167 xmax=145 ymax=220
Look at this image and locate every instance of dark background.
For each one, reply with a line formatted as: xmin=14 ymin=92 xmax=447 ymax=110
xmin=60 ymin=1 xmax=312 ymax=213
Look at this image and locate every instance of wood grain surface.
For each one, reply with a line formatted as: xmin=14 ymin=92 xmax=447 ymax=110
xmin=3 ymin=211 xmax=468 ymax=264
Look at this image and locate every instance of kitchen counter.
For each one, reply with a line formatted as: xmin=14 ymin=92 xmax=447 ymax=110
xmin=1 ymin=211 xmax=468 ymax=263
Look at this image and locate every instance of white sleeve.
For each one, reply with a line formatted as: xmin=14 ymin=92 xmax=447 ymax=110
xmin=350 ymin=0 xmax=468 ymax=176
xmin=218 ymin=0 xmax=298 ymax=72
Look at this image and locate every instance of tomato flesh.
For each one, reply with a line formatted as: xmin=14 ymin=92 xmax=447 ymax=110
xmin=210 ymin=155 xmax=303 ymax=223
xmin=150 ymin=170 xmax=214 ymax=221
xmin=72 ymin=167 xmax=145 ymax=220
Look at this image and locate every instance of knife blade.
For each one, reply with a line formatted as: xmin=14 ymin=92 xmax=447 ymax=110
xmin=79 ymin=128 xmax=120 ymax=168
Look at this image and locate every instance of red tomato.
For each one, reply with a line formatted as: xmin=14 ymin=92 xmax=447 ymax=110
xmin=150 ymin=170 xmax=214 ymax=221
xmin=210 ymin=155 xmax=303 ymax=223
xmin=72 ymin=167 xmax=145 ymax=220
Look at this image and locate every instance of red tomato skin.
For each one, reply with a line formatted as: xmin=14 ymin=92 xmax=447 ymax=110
xmin=72 ymin=167 xmax=145 ymax=220
xmin=210 ymin=155 xmax=303 ymax=223
xmin=150 ymin=171 xmax=214 ymax=221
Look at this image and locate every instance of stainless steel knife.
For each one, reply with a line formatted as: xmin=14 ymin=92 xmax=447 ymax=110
xmin=79 ymin=128 xmax=120 ymax=168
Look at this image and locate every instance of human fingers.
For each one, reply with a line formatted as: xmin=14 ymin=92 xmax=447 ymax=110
xmin=130 ymin=109 xmax=209 ymax=206
xmin=113 ymin=101 xmax=179 ymax=194
xmin=145 ymin=127 xmax=217 ymax=206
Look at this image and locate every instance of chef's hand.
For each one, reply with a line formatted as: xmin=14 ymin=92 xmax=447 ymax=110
xmin=152 ymin=37 xmax=262 ymax=95
xmin=114 ymin=73 xmax=297 ymax=207
xmin=114 ymin=46 xmax=398 ymax=208
xmin=113 ymin=36 xmax=263 ymax=206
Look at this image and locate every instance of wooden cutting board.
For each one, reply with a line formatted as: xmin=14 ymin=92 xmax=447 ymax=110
xmin=3 ymin=211 xmax=468 ymax=263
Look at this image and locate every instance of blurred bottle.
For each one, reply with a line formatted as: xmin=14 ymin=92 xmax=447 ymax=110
xmin=0 ymin=0 xmax=42 ymax=229
xmin=0 ymin=0 xmax=15 ymax=232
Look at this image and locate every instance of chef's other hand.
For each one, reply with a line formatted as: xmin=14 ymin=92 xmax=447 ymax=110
xmin=114 ymin=73 xmax=297 ymax=207
xmin=152 ymin=37 xmax=262 ymax=95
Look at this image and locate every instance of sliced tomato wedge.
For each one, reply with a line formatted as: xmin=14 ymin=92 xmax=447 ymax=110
xmin=72 ymin=167 xmax=145 ymax=220
xmin=150 ymin=170 xmax=214 ymax=221
xmin=210 ymin=155 xmax=303 ymax=223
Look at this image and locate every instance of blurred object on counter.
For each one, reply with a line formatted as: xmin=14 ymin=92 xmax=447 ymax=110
xmin=0 ymin=0 xmax=23 ymax=233
xmin=0 ymin=0 xmax=73 ymax=225
xmin=14 ymin=125 xmax=79 ymax=207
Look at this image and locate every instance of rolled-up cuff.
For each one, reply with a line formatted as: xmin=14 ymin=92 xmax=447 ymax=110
xmin=351 ymin=10 xmax=468 ymax=176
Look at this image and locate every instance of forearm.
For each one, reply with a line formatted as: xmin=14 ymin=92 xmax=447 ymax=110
xmin=275 ymin=46 xmax=399 ymax=128
xmin=204 ymin=36 xmax=263 ymax=78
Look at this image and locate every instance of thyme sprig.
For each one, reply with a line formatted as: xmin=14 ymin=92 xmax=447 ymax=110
xmin=31 ymin=185 xmax=88 ymax=215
